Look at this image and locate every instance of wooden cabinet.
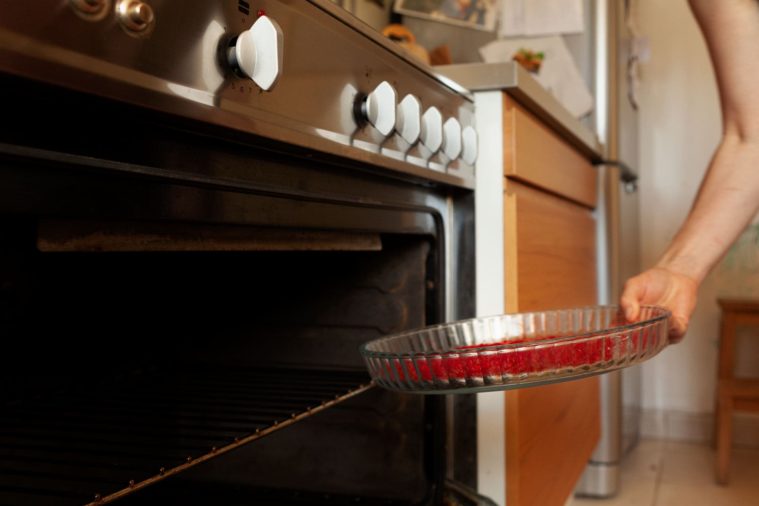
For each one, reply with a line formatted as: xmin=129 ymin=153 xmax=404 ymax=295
xmin=502 ymin=96 xmax=600 ymax=506
xmin=502 ymin=97 xmax=596 ymax=208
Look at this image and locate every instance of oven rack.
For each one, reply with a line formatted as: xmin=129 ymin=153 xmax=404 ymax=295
xmin=116 ymin=481 xmax=417 ymax=505
xmin=112 ymin=479 xmax=494 ymax=505
xmin=0 ymin=366 xmax=372 ymax=506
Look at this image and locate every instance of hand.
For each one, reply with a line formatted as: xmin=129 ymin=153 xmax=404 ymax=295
xmin=620 ymin=267 xmax=700 ymax=343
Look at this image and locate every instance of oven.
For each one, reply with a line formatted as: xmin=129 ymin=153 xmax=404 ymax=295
xmin=0 ymin=1 xmax=483 ymax=504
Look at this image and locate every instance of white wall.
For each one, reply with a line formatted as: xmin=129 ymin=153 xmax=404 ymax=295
xmin=637 ymin=0 xmax=723 ymax=422
xmin=637 ymin=0 xmax=759 ymax=444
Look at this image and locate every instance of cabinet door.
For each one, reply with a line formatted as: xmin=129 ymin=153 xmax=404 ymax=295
xmin=504 ymin=180 xmax=600 ymax=506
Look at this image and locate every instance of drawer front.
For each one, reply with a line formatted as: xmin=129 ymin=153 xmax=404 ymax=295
xmin=503 ymin=95 xmax=597 ymax=208
xmin=504 ymin=180 xmax=598 ymax=309
xmin=504 ymin=180 xmax=600 ymax=506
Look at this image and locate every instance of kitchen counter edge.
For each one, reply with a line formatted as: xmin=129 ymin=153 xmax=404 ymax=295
xmin=434 ymin=62 xmax=603 ymax=161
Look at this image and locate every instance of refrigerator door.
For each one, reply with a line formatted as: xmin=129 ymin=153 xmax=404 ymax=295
xmin=616 ymin=0 xmax=643 ymax=462
xmin=577 ymin=162 xmax=639 ymax=497
xmin=619 ymin=179 xmax=642 ymax=459
xmin=577 ymin=0 xmax=641 ymax=497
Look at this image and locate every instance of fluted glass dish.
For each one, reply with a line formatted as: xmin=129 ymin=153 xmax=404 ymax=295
xmin=360 ymin=305 xmax=670 ymax=394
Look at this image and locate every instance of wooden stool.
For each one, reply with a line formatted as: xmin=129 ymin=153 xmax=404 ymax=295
xmin=715 ymin=299 xmax=759 ymax=485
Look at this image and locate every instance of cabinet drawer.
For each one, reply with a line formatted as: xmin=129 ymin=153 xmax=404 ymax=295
xmin=504 ymin=180 xmax=597 ymax=310
xmin=503 ymin=95 xmax=597 ymax=208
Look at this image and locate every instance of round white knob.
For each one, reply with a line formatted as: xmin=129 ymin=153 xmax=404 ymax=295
xmin=461 ymin=126 xmax=478 ymax=165
xmin=442 ymin=118 xmax=462 ymax=160
xmin=228 ymin=15 xmax=284 ymax=91
xmin=420 ymin=107 xmax=443 ymax=153
xmin=363 ymin=81 xmax=397 ymax=137
xmin=396 ymin=94 xmax=421 ymax=144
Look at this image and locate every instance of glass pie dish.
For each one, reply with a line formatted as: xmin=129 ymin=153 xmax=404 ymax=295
xmin=360 ymin=305 xmax=670 ymax=394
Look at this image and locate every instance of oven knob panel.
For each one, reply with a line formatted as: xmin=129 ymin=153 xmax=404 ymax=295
xmin=461 ymin=125 xmax=478 ymax=165
xmin=442 ymin=118 xmax=462 ymax=160
xmin=361 ymin=81 xmax=397 ymax=137
xmin=420 ymin=107 xmax=443 ymax=153
xmin=227 ymin=15 xmax=284 ymax=91
xmin=396 ymin=94 xmax=421 ymax=145
xmin=116 ymin=0 xmax=155 ymax=35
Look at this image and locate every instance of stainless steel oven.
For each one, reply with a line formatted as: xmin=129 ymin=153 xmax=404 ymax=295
xmin=0 ymin=1 xmax=483 ymax=504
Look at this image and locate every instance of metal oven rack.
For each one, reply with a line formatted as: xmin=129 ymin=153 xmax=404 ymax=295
xmin=0 ymin=366 xmax=372 ymax=505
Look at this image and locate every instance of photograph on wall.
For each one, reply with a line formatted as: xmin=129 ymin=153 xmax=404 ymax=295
xmin=394 ymin=0 xmax=499 ymax=31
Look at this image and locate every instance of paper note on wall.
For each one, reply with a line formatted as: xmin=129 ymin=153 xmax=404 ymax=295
xmin=499 ymin=0 xmax=584 ymax=37
xmin=479 ymin=35 xmax=593 ymax=118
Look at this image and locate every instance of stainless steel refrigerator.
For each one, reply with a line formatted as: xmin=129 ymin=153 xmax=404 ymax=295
xmin=575 ymin=0 xmax=642 ymax=497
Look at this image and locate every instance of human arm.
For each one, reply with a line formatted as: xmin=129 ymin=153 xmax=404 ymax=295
xmin=621 ymin=0 xmax=759 ymax=341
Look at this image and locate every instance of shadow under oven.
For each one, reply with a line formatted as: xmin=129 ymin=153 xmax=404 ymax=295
xmin=0 ymin=75 xmax=476 ymax=506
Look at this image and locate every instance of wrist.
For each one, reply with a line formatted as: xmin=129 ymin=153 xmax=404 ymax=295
xmin=655 ymin=250 xmax=708 ymax=285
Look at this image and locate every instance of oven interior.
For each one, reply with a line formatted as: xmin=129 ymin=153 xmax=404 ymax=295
xmin=0 ymin=224 xmax=440 ymax=505
xmin=0 ymin=76 xmax=477 ymax=505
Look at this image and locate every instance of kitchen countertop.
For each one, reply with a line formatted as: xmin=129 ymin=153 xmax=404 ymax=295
xmin=434 ymin=62 xmax=603 ymax=161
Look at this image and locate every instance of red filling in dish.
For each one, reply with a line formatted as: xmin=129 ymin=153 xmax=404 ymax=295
xmin=378 ymin=324 xmax=653 ymax=387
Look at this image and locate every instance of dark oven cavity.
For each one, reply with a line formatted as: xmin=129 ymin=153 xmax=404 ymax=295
xmin=0 ymin=75 xmax=476 ymax=505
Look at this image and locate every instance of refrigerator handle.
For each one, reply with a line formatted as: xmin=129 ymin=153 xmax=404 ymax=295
xmin=595 ymin=159 xmax=638 ymax=193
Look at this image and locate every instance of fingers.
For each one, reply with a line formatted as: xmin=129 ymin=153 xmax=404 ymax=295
xmin=667 ymin=273 xmax=698 ymax=344
xmin=668 ymin=316 xmax=688 ymax=344
xmin=619 ymin=267 xmax=699 ymax=344
xmin=620 ymin=276 xmax=645 ymax=322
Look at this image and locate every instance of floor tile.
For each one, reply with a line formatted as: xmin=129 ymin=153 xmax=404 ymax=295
xmin=657 ymin=440 xmax=715 ymax=485
xmin=654 ymin=483 xmax=758 ymax=506
xmin=730 ymin=446 xmax=759 ymax=484
xmin=658 ymin=441 xmax=759 ymax=491
xmin=618 ymin=439 xmax=665 ymax=478
xmin=571 ymin=483 xmax=656 ymax=506
xmin=566 ymin=439 xmax=759 ymax=506
xmin=568 ymin=440 xmax=662 ymax=506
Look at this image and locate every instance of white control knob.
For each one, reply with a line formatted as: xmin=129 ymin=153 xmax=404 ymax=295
xmin=227 ymin=15 xmax=284 ymax=91
xmin=362 ymin=81 xmax=397 ymax=137
xmin=420 ymin=107 xmax=443 ymax=153
xmin=396 ymin=94 xmax=421 ymax=144
xmin=461 ymin=126 xmax=478 ymax=165
xmin=442 ymin=118 xmax=462 ymax=160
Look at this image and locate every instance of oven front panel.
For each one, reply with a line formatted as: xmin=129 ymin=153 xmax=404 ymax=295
xmin=0 ymin=1 xmax=479 ymax=502
xmin=0 ymin=0 xmax=475 ymax=187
